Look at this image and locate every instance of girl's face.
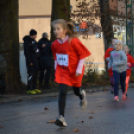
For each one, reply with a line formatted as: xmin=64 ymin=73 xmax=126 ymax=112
xmin=53 ymin=24 xmax=67 ymax=39
xmin=123 ymin=46 xmax=129 ymax=54
xmin=112 ymin=39 xmax=116 ymax=46
xmin=114 ymin=42 xmax=122 ymax=51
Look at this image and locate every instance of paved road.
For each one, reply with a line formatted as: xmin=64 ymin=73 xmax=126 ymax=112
xmin=0 ymin=88 xmax=134 ymax=134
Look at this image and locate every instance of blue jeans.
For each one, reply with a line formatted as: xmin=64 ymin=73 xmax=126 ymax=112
xmin=113 ymin=71 xmax=126 ymax=96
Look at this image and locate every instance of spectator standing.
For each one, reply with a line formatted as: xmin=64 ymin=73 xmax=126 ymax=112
xmin=23 ymin=29 xmax=42 ymax=94
xmin=38 ymin=33 xmax=53 ymax=89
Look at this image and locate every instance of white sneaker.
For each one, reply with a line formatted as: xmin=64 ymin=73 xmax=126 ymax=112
xmin=55 ymin=115 xmax=67 ymax=127
xmin=80 ymin=90 xmax=88 ymax=110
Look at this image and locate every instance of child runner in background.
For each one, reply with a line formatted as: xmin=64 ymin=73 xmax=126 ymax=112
xmin=104 ymin=38 xmax=117 ymax=94
xmin=51 ymin=19 xmax=91 ymax=127
xmin=123 ymin=45 xmax=134 ymax=96
xmin=108 ymin=40 xmax=127 ymax=101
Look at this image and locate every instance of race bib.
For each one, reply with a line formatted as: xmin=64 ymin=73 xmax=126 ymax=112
xmin=56 ymin=53 xmax=69 ymax=67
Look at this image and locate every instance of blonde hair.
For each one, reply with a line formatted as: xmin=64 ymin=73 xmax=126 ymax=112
xmin=51 ymin=19 xmax=77 ymax=38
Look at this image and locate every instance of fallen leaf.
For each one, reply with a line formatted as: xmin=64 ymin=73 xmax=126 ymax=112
xmin=81 ymin=121 xmax=84 ymax=123
xmin=0 ymin=126 xmax=3 ymax=128
xmin=18 ymin=99 xmax=23 ymax=102
xmin=73 ymin=129 xmax=79 ymax=132
xmin=103 ymin=89 xmax=107 ymax=91
xmin=44 ymin=107 xmax=49 ymax=110
xmin=46 ymin=120 xmax=55 ymax=123
xmin=91 ymin=110 xmax=95 ymax=114
xmin=98 ymin=105 xmax=102 ymax=108
xmin=89 ymin=116 xmax=93 ymax=119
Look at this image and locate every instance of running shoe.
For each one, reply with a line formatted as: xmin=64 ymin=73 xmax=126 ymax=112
xmin=80 ymin=90 xmax=88 ymax=110
xmin=55 ymin=115 xmax=67 ymax=127
xmin=113 ymin=96 xmax=119 ymax=102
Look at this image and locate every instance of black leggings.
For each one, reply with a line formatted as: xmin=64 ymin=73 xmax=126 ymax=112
xmin=27 ymin=71 xmax=38 ymax=91
xmin=58 ymin=84 xmax=83 ymax=117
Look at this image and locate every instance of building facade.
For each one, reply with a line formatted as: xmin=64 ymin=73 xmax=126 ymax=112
xmin=19 ymin=0 xmax=133 ymax=82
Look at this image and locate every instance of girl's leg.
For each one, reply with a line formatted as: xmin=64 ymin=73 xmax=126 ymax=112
xmin=55 ymin=84 xmax=68 ymax=127
xmin=58 ymin=84 xmax=68 ymax=117
xmin=110 ymin=76 xmax=114 ymax=88
xmin=113 ymin=71 xmax=120 ymax=96
xmin=73 ymin=87 xmax=83 ymax=100
xmin=120 ymin=71 xmax=126 ymax=94
xmin=110 ymin=76 xmax=114 ymax=94
xmin=125 ymin=76 xmax=130 ymax=94
xmin=73 ymin=87 xmax=87 ymax=109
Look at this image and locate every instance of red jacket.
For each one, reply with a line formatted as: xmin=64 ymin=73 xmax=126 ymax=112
xmin=104 ymin=46 xmax=114 ymax=77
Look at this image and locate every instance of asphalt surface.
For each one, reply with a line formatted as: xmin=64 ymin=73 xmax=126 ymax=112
xmin=0 ymin=88 xmax=134 ymax=134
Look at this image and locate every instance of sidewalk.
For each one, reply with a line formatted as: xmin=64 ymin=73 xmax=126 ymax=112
xmin=0 ymin=84 xmax=134 ymax=103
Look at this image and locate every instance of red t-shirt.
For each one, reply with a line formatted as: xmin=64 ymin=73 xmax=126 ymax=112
xmin=126 ymin=53 xmax=134 ymax=76
xmin=104 ymin=46 xmax=114 ymax=77
xmin=51 ymin=38 xmax=91 ymax=87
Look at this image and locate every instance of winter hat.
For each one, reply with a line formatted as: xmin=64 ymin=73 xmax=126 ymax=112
xmin=114 ymin=40 xmax=122 ymax=45
xmin=30 ymin=29 xmax=37 ymax=36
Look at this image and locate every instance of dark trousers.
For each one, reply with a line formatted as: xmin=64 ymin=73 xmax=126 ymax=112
xmin=27 ymin=71 xmax=38 ymax=91
xmin=110 ymin=76 xmax=114 ymax=88
xmin=113 ymin=71 xmax=126 ymax=96
xmin=39 ymin=67 xmax=51 ymax=86
xmin=59 ymin=84 xmax=83 ymax=117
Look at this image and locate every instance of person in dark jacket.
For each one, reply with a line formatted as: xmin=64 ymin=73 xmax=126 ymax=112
xmin=38 ymin=32 xmax=53 ymax=89
xmin=23 ymin=29 xmax=42 ymax=95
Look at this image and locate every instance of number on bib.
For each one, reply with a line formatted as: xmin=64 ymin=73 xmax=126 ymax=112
xmin=56 ymin=54 xmax=69 ymax=67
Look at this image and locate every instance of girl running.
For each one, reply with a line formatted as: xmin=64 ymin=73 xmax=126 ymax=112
xmin=104 ymin=38 xmax=117 ymax=94
xmin=108 ymin=40 xmax=127 ymax=101
xmin=51 ymin=19 xmax=91 ymax=127
xmin=123 ymin=45 xmax=134 ymax=96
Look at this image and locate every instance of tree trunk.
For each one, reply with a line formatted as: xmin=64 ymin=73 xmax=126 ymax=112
xmin=50 ymin=0 xmax=70 ymax=81
xmin=99 ymin=0 xmax=114 ymax=51
xmin=0 ymin=0 xmax=21 ymax=92
xmin=51 ymin=0 xmax=70 ymax=41
xmin=99 ymin=0 xmax=114 ymax=72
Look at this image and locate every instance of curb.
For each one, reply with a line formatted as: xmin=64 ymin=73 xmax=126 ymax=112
xmin=0 ymin=84 xmax=134 ymax=103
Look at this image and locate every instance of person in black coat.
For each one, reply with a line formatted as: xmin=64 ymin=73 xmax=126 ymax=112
xmin=38 ymin=32 xmax=53 ymax=89
xmin=23 ymin=29 xmax=42 ymax=94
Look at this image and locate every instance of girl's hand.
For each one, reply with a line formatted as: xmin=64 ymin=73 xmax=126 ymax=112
xmin=76 ymin=72 xmax=81 ymax=76
xmin=127 ymin=63 xmax=131 ymax=68
xmin=42 ymin=44 xmax=46 ymax=48
xmin=30 ymin=63 xmax=33 ymax=66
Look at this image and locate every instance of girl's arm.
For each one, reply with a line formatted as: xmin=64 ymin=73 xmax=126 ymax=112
xmin=70 ymin=38 xmax=91 ymax=76
xmin=114 ymin=51 xmax=127 ymax=66
xmin=76 ymin=58 xmax=85 ymax=74
xmin=71 ymin=38 xmax=91 ymax=59
xmin=108 ymin=54 xmax=113 ymax=69
xmin=54 ymin=60 xmax=57 ymax=70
